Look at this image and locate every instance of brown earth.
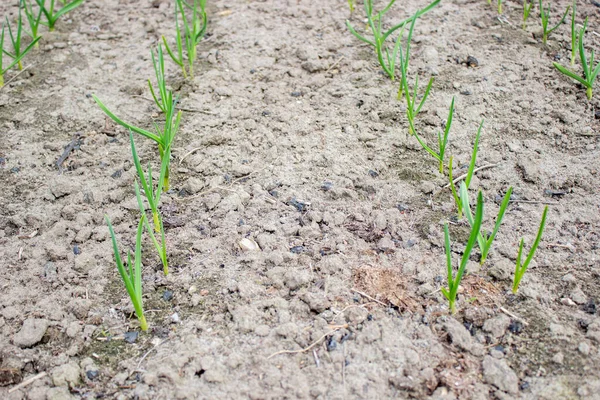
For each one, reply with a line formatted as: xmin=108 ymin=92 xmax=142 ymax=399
xmin=0 ymin=0 xmax=599 ymax=399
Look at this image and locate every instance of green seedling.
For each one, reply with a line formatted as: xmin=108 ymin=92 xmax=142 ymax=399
xmin=347 ymin=0 xmax=355 ymax=13
xmin=396 ymin=10 xmax=418 ymax=97
xmin=163 ymin=0 xmax=207 ymax=79
xmin=0 ymin=23 xmax=40 ymax=87
xmin=522 ymin=0 xmax=533 ymax=29
xmin=408 ymin=97 xmax=454 ymax=174
xmin=401 ymin=73 xmax=434 ymax=119
xmin=461 ymin=183 xmax=513 ymax=265
xmin=3 ymin=10 xmax=40 ymax=71
xmin=105 ymin=215 xmax=148 ymax=331
xmin=442 ymin=191 xmax=484 ymax=314
xmin=553 ymin=21 xmax=599 ymax=100
xmin=148 ymin=44 xmax=171 ymax=115
xmin=21 ymin=0 xmax=43 ymax=48
xmin=498 ymin=0 xmax=502 ymax=14
xmin=93 ymin=95 xmax=182 ymax=191
xmin=448 ymin=120 xmax=483 ymax=218
xmin=570 ymin=0 xmax=577 ymax=65
xmin=130 ymin=132 xmax=169 ymax=275
xmin=539 ymin=0 xmax=570 ymax=44
xmin=345 ymin=0 xmax=440 ymax=80
xmin=35 ymin=0 xmax=85 ymax=32
xmin=512 ymin=206 xmax=548 ymax=293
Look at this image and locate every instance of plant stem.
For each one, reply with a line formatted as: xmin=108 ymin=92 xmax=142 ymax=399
xmin=587 ymin=87 xmax=592 ymax=100
xmin=139 ymin=315 xmax=148 ymax=331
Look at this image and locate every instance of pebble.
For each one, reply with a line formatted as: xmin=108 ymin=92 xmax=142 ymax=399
xmin=560 ymin=298 xmax=576 ymax=306
xmin=163 ymin=290 xmax=174 ymax=301
xmin=483 ymin=315 xmax=511 ymax=339
xmin=171 ymin=313 xmax=180 ymax=324
xmin=124 ymin=331 xmax=138 ymax=344
xmin=239 ymin=238 xmax=260 ymax=252
xmin=578 ymin=342 xmax=591 ymax=355
xmin=552 ymin=352 xmax=564 ymax=364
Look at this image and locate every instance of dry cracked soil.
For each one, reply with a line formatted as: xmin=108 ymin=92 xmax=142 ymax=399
xmin=0 ymin=0 xmax=600 ymax=399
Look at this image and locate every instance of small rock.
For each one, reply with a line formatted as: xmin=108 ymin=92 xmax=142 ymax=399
xmin=239 ymin=238 xmax=260 ymax=252
xmin=571 ymin=288 xmax=587 ymax=305
xmin=163 ymin=290 xmax=174 ymax=301
xmin=562 ymin=273 xmax=576 ymax=282
xmin=254 ymin=325 xmax=270 ymax=337
xmin=377 ymin=236 xmax=395 ymax=251
xmin=552 ymin=352 xmax=564 ymax=364
xmin=124 ymin=331 xmax=138 ymax=344
xmin=578 ymin=341 xmax=591 ymax=355
xmin=171 ymin=313 xmax=180 ymax=324
xmin=86 ymin=370 xmax=99 ymax=381
xmin=561 ymin=298 xmax=576 ymax=306
xmin=482 ymin=356 xmax=518 ymax=394
xmin=583 ymin=299 xmax=597 ymax=314
xmin=13 ymin=318 xmax=49 ymax=348
xmin=445 ymin=318 xmax=479 ymax=354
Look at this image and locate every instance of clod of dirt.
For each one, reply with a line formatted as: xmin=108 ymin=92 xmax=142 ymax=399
xmin=51 ymin=362 xmax=81 ymax=388
xmin=444 ymin=317 xmax=483 ymax=356
xmin=0 ymin=368 xmax=22 ymax=387
xmin=482 ymin=314 xmax=511 ymax=339
xmin=482 ymin=356 xmax=519 ymax=394
xmin=13 ymin=318 xmax=50 ymax=348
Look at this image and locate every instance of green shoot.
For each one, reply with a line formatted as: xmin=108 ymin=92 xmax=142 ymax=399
xmin=539 ymin=0 xmax=570 ymax=45
xmin=408 ymin=97 xmax=454 ymax=174
xmin=347 ymin=0 xmax=355 ymax=13
xmin=93 ymin=95 xmax=182 ymax=191
xmin=0 ymin=23 xmax=40 ymax=87
xmin=163 ymin=0 xmax=207 ymax=79
xmin=448 ymin=120 xmax=483 ymax=218
xmin=442 ymin=191 xmax=484 ymax=314
xmin=105 ymin=215 xmax=148 ymax=331
xmin=498 ymin=0 xmax=502 ymax=14
xmin=148 ymin=44 xmax=171 ymax=115
xmin=130 ymin=132 xmax=170 ymax=275
xmin=345 ymin=0 xmax=440 ymax=81
xmin=35 ymin=0 xmax=85 ymax=32
xmin=461 ymin=183 xmax=513 ymax=265
xmin=21 ymin=0 xmax=43 ymax=49
xmin=396 ymin=10 xmax=418 ymax=97
xmin=522 ymin=0 xmax=533 ymax=30
xmin=570 ymin=0 xmax=576 ymax=65
xmin=553 ymin=20 xmax=599 ymax=100
xmin=4 ymin=10 xmax=35 ymax=70
xmin=512 ymin=206 xmax=548 ymax=294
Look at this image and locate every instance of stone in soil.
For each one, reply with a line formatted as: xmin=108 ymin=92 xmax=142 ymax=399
xmin=482 ymin=355 xmax=519 ymax=394
xmin=13 ymin=318 xmax=50 ymax=348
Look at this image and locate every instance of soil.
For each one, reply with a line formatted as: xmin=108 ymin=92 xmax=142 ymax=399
xmin=1 ymin=0 xmax=599 ymax=399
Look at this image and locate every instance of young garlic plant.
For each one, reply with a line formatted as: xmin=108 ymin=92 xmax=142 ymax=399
xmin=461 ymin=183 xmax=513 ymax=265
xmin=539 ymin=0 xmax=570 ymax=44
xmin=553 ymin=20 xmax=600 ymax=100
xmin=522 ymin=0 xmax=533 ymax=30
xmin=163 ymin=0 xmax=208 ymax=79
xmin=35 ymin=0 xmax=85 ymax=32
xmin=3 ymin=10 xmax=41 ymax=70
xmin=21 ymin=0 xmax=44 ymax=49
xmin=0 ymin=22 xmax=40 ymax=87
xmin=512 ymin=206 xmax=548 ymax=293
xmin=443 ymin=191 xmax=484 ymax=314
xmin=106 ymin=215 xmax=148 ymax=331
xmin=346 ymin=0 xmax=440 ymax=81
xmin=448 ymin=120 xmax=483 ymax=219
xmin=130 ymin=132 xmax=170 ymax=275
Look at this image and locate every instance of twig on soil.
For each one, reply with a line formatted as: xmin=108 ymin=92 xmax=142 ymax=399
xmin=56 ymin=133 xmax=82 ymax=174
xmin=131 ymin=95 xmax=216 ymax=114
xmin=267 ymin=324 xmax=348 ymax=359
xmin=136 ymin=338 xmax=170 ymax=370
xmin=8 ymin=372 xmax=47 ymax=393
xmin=325 ymin=56 xmax=345 ymax=74
xmin=350 ymin=288 xmax=388 ymax=307
xmin=0 ymin=63 xmax=35 ymax=91
xmin=313 ymin=349 xmax=320 ymax=367
xmin=510 ymin=199 xmax=559 ymax=205
xmin=441 ymin=164 xmax=498 ymax=189
xmin=499 ymin=306 xmax=529 ymax=326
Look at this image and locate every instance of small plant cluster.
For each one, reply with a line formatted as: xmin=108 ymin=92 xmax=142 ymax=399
xmin=0 ymin=0 xmax=83 ymax=87
xmin=553 ymin=3 xmax=599 ymax=100
xmin=96 ymin=1 xmax=208 ymax=331
xmin=347 ymin=1 xmax=549 ymax=315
